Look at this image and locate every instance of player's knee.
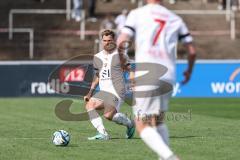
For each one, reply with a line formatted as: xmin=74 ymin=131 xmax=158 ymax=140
xmin=135 ymin=118 xmax=147 ymax=134
xmin=104 ymin=112 xmax=114 ymax=120
xmin=85 ymin=99 xmax=95 ymax=110
xmin=104 ymin=114 xmax=113 ymax=120
xmin=104 ymin=108 xmax=116 ymax=120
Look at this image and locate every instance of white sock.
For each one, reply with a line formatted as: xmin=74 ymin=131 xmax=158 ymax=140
xmin=112 ymin=112 xmax=133 ymax=128
xmin=140 ymin=127 xmax=173 ymax=160
xmin=157 ymin=123 xmax=169 ymax=145
xmin=88 ymin=109 xmax=108 ymax=136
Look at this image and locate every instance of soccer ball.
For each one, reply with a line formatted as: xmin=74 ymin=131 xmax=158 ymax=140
xmin=52 ymin=130 xmax=70 ymax=146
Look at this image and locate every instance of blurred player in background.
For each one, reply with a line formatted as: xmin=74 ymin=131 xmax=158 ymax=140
xmin=72 ymin=0 xmax=83 ymax=22
xmin=84 ymin=30 xmax=135 ymax=140
xmin=100 ymin=13 xmax=116 ymax=30
xmin=118 ymin=0 xmax=196 ymax=159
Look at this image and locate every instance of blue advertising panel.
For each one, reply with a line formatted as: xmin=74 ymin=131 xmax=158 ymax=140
xmin=0 ymin=61 xmax=92 ymax=97
xmin=0 ymin=60 xmax=239 ymax=97
xmin=174 ymin=60 xmax=240 ymax=97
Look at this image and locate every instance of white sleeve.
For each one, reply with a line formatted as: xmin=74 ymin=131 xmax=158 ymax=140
xmin=178 ymin=20 xmax=193 ymax=44
xmin=121 ymin=10 xmax=136 ymax=37
xmin=93 ymin=56 xmax=100 ymax=75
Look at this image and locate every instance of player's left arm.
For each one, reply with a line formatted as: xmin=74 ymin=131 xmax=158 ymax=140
xmin=182 ymin=42 xmax=196 ymax=85
xmin=178 ymin=20 xmax=197 ymax=85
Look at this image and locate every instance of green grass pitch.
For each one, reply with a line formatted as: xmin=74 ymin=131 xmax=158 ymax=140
xmin=0 ymin=98 xmax=239 ymax=160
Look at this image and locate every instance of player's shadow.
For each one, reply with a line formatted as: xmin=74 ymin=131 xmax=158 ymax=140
xmin=111 ymin=136 xmax=198 ymax=140
xmin=170 ymin=135 xmax=198 ymax=139
xmin=111 ymin=137 xmax=141 ymax=140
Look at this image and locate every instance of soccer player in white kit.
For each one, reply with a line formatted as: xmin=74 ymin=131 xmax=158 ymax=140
xmin=117 ymin=0 xmax=196 ymax=159
xmin=84 ymin=30 xmax=135 ymax=140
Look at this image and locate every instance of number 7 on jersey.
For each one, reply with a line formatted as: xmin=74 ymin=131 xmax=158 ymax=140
xmin=152 ymin=19 xmax=166 ymax=46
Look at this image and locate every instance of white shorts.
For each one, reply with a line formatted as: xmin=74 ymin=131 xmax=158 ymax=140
xmin=92 ymin=91 xmax=124 ymax=112
xmin=133 ymin=91 xmax=172 ymax=116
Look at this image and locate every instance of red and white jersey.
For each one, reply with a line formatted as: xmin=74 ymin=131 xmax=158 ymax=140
xmin=122 ymin=4 xmax=193 ymax=84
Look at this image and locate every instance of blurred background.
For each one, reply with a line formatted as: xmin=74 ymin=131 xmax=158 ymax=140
xmin=0 ymin=0 xmax=239 ymax=97
xmin=0 ymin=0 xmax=240 ymax=60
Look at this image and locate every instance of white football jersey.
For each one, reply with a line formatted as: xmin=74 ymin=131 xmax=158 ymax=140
xmin=122 ymin=3 xmax=193 ymax=84
xmin=93 ymin=50 xmax=128 ymax=98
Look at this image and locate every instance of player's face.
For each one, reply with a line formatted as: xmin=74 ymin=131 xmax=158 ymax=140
xmin=102 ymin=35 xmax=116 ymax=52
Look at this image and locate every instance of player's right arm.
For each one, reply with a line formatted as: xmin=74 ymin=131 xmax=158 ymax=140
xmin=117 ymin=9 xmax=135 ymax=72
xmin=84 ymin=74 xmax=99 ymax=102
xmin=84 ymin=55 xmax=101 ymax=102
xmin=182 ymin=43 xmax=196 ymax=85
xmin=117 ymin=9 xmax=136 ymax=46
xmin=117 ymin=10 xmax=136 ymax=90
xmin=178 ymin=20 xmax=197 ymax=85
